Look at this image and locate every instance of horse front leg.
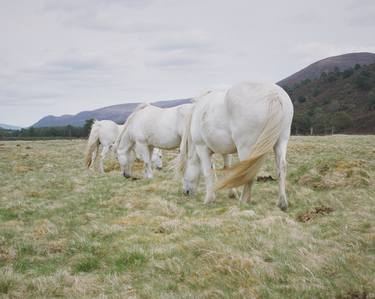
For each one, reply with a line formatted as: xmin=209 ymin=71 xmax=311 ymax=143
xmin=196 ymin=145 xmax=215 ymax=204
xmin=138 ymin=143 xmax=153 ymax=179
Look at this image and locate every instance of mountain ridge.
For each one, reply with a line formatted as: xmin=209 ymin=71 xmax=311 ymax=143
xmin=278 ymin=52 xmax=375 ymax=87
xmin=33 ymin=99 xmax=191 ymax=128
xmin=31 ymin=52 xmax=375 ymax=131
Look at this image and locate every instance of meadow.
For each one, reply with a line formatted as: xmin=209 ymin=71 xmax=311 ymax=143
xmin=0 ymin=135 xmax=374 ymax=298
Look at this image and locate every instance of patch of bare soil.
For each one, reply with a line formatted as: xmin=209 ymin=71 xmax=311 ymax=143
xmin=298 ymin=159 xmax=370 ymax=190
xmin=296 ymin=206 xmax=335 ymax=223
xmin=336 ymin=290 xmax=371 ymax=299
xmin=256 ymin=175 xmax=276 ymax=182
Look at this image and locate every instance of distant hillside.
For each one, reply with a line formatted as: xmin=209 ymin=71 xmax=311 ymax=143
xmin=281 ymin=62 xmax=375 ymax=134
xmin=33 ymin=99 xmax=191 ymax=128
xmin=278 ymin=52 xmax=375 ymax=87
xmin=0 ymin=123 xmax=22 ymax=130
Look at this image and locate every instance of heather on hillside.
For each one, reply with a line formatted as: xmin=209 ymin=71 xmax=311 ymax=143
xmin=282 ymin=63 xmax=375 ymax=134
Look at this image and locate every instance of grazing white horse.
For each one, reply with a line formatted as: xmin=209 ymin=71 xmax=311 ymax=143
xmin=116 ymin=103 xmax=194 ymax=179
xmin=180 ymin=82 xmax=294 ymax=210
xmin=85 ymin=120 xmax=163 ymax=173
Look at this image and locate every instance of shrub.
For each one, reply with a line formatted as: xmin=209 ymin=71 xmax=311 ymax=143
xmin=368 ymin=90 xmax=375 ymax=111
xmin=313 ymin=88 xmax=321 ymax=97
xmin=342 ymin=68 xmax=354 ymax=78
xmin=354 ymin=71 xmax=371 ymax=90
xmin=331 ymin=112 xmax=353 ymax=130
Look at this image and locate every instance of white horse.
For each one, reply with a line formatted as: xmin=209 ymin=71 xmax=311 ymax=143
xmin=180 ymin=82 xmax=294 ymax=210
xmin=115 ymin=103 xmax=194 ymax=179
xmin=85 ymin=120 xmax=163 ymax=173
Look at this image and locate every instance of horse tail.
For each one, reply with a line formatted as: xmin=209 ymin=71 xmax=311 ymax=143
xmin=114 ymin=103 xmax=149 ymax=150
xmin=215 ymin=95 xmax=284 ymax=190
xmin=176 ymin=106 xmax=194 ymax=174
xmin=85 ymin=120 xmax=100 ymax=168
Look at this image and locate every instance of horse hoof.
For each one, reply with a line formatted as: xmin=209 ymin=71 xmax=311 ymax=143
xmin=278 ymin=202 xmax=288 ymax=211
xmin=204 ymin=196 xmax=215 ymax=204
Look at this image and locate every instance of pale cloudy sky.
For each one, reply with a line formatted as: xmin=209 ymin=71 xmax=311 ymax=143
xmin=1 ymin=0 xmax=375 ymax=127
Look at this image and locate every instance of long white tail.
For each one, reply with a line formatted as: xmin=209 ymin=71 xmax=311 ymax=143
xmin=216 ymin=96 xmax=284 ymax=190
xmin=85 ymin=121 xmax=100 ymax=168
xmin=114 ymin=103 xmax=149 ymax=150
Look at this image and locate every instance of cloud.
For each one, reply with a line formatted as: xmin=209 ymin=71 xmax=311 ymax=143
xmin=148 ymin=57 xmax=201 ymax=68
xmin=284 ymin=11 xmax=324 ymax=24
xmin=150 ymin=40 xmax=211 ymax=52
xmin=0 ymin=88 xmax=60 ymax=106
xmin=42 ymin=0 xmax=172 ymax=34
xmin=292 ymin=42 xmax=375 ymax=60
xmin=23 ymin=56 xmax=109 ymax=76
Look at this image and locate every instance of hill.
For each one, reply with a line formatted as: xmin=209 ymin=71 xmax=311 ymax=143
xmin=281 ymin=62 xmax=375 ymax=134
xmin=32 ymin=99 xmax=191 ymax=128
xmin=278 ymin=52 xmax=375 ymax=87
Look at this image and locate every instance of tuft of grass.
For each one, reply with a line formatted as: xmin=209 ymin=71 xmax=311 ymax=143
xmin=111 ymin=250 xmax=148 ymax=273
xmin=73 ymin=256 xmax=101 ymax=273
xmin=0 ymin=279 xmax=13 ymax=294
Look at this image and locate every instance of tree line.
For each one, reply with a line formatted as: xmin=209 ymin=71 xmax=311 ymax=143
xmin=0 ymin=119 xmax=95 ymax=140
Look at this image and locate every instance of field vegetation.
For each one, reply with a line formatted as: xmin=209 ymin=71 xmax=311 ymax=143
xmin=0 ymin=136 xmax=374 ymax=298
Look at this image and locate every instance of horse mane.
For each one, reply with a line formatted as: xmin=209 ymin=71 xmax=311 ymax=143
xmin=114 ymin=103 xmax=149 ymax=150
xmin=192 ymin=90 xmax=212 ymax=103
xmin=173 ymin=91 xmax=212 ymax=175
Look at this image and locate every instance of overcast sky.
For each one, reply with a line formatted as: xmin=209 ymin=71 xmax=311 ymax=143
xmin=1 ymin=0 xmax=375 ymax=127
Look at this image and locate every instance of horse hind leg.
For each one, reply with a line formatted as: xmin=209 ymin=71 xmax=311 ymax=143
xmin=100 ymin=144 xmax=112 ymax=173
xmin=90 ymin=150 xmax=97 ymax=169
xmin=274 ymin=139 xmax=288 ymax=211
xmin=239 ymin=180 xmax=254 ymax=203
xmin=99 ymin=145 xmax=110 ymax=174
xmin=223 ymin=154 xmax=239 ymax=199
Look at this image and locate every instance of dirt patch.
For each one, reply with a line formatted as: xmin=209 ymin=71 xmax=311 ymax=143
xmin=336 ymin=290 xmax=370 ymax=299
xmin=298 ymin=159 xmax=370 ymax=190
xmin=105 ymin=159 xmax=144 ymax=173
xmin=256 ymin=175 xmax=276 ymax=182
xmin=296 ymin=206 xmax=335 ymax=223
xmin=13 ymin=164 xmax=33 ymax=173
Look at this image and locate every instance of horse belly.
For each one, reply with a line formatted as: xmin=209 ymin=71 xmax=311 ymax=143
xmin=195 ymin=97 xmax=236 ymax=154
xmin=203 ymin=129 xmax=236 ymax=154
xmin=148 ymin=133 xmax=180 ymax=149
xmin=145 ymin=123 xmax=180 ymax=149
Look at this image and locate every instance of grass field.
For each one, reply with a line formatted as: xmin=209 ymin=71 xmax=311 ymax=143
xmin=0 ymin=135 xmax=374 ymax=298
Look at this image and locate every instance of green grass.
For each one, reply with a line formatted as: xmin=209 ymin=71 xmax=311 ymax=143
xmin=0 ymin=136 xmax=374 ymax=298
